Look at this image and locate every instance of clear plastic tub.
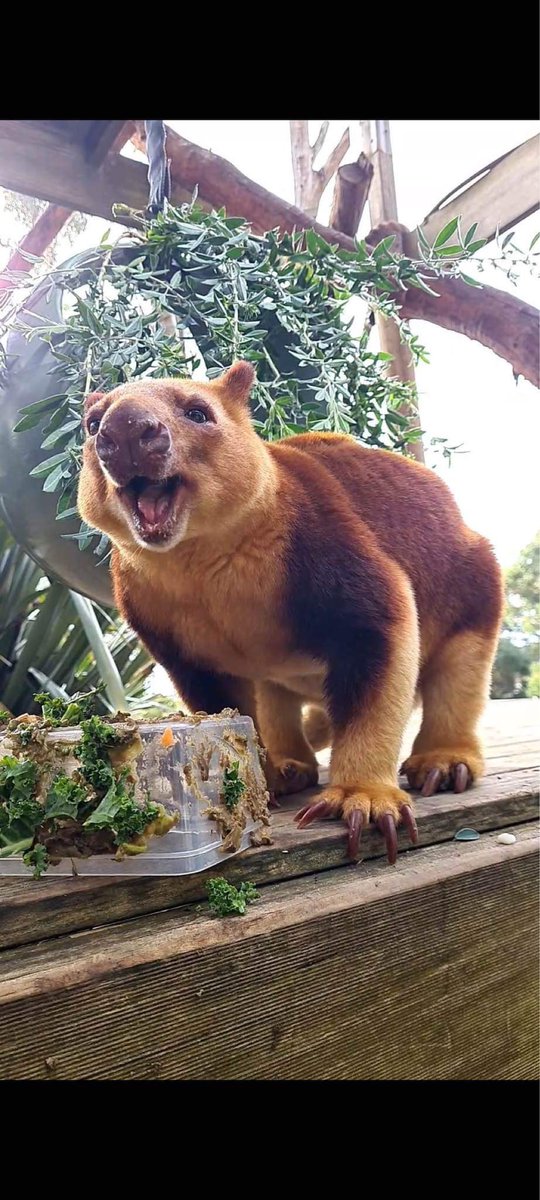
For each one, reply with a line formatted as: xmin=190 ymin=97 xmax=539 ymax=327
xmin=0 ymin=713 xmax=270 ymax=877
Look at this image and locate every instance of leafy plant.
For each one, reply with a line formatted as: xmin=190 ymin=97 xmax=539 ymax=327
xmin=206 ymin=876 xmax=259 ymax=917
xmin=0 ymin=517 xmax=161 ymax=717
xmin=6 ymin=200 xmax=519 ymax=558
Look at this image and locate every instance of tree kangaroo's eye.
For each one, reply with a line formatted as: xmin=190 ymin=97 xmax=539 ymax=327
xmin=87 ymin=416 xmax=101 ymax=435
xmin=185 ymin=408 xmax=209 ymax=424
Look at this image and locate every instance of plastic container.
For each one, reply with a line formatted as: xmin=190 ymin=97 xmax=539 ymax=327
xmin=0 ymin=713 xmax=270 ymax=877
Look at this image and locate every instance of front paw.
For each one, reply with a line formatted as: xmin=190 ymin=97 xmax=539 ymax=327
xmin=295 ymin=781 xmax=418 ymax=865
xmin=401 ymin=747 xmax=484 ymax=796
xmin=265 ymin=756 xmax=319 ymax=797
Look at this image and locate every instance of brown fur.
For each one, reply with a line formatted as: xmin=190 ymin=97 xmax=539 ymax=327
xmin=78 ymin=362 xmax=503 ymax=853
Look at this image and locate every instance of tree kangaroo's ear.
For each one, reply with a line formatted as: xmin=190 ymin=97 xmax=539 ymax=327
xmin=218 ymin=361 xmax=256 ymax=406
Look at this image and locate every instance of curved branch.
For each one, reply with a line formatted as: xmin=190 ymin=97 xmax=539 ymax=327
xmin=398 ymin=275 xmax=539 ymax=387
xmin=131 ymin=125 xmax=539 ymax=388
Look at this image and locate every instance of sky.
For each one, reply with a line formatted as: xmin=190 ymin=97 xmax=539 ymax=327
xmin=1 ymin=119 xmax=538 ymax=570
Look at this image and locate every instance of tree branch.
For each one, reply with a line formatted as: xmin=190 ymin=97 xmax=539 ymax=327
xmin=0 ymin=203 xmax=72 ymax=299
xmin=311 ymin=119 xmax=330 ymax=162
xmin=318 ymin=126 xmax=350 ymax=189
xmin=130 ymin=125 xmax=539 ymax=388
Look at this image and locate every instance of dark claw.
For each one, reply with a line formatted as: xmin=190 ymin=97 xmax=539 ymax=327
xmin=295 ymin=802 xmax=312 ymax=822
xmin=421 ymin=767 xmax=443 ymax=797
xmin=401 ymin=804 xmax=418 ymax=845
xmin=453 ymin=763 xmax=469 ymax=793
xmin=295 ymin=800 xmax=334 ymax=829
xmin=378 ymin=813 xmax=398 ymax=865
xmin=347 ymin=810 xmax=364 ymax=860
xmin=268 ymin=791 xmax=281 ymax=809
xmin=282 ymin=763 xmax=297 ymax=780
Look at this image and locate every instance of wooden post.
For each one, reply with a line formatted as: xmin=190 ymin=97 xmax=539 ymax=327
xmin=361 ymin=120 xmax=425 ymax=463
xmin=328 ymin=154 xmax=374 ymax=237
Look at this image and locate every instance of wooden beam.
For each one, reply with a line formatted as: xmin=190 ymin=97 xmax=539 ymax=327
xmin=0 ymin=203 xmax=73 ymax=300
xmin=328 ymin=154 xmax=373 ymax=237
xmin=0 ymin=121 xmax=195 ymax=226
xmin=420 ymin=135 xmax=540 ymax=247
xmin=0 ymin=826 xmax=537 ymax=1079
xmin=84 ymin=120 xmax=135 ymax=166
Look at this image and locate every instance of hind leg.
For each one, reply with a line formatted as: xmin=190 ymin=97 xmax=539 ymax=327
xmin=402 ymin=629 xmax=499 ymax=796
xmin=302 ymin=703 xmax=332 ymax=753
xmin=256 ymin=681 xmax=319 ymax=796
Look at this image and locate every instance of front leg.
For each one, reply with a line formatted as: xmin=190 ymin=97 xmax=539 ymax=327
xmin=290 ymin=547 xmax=420 ymax=863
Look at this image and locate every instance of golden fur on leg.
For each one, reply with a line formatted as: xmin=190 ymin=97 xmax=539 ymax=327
xmin=402 ymin=628 xmax=500 ymax=789
xmin=256 ymin=680 xmax=318 ymax=795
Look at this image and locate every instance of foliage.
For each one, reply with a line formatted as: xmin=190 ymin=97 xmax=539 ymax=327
xmin=491 ymin=639 xmax=535 ymax=700
xmin=503 ymin=531 xmax=540 ymax=642
xmin=526 ymin=660 xmax=540 ymax=699
xmin=0 ymin=517 xmax=160 ymax=716
xmin=491 ymin=532 xmax=540 ymax=699
xmin=5 ymin=201 xmax=514 ymax=555
xmin=206 ymin=876 xmax=259 ymax=917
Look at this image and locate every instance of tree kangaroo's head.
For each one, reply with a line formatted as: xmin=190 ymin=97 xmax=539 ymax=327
xmin=78 ymin=361 xmax=270 ymax=553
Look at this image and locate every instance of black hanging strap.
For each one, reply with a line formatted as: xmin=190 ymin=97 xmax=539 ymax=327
xmin=144 ymin=120 xmax=171 ymax=216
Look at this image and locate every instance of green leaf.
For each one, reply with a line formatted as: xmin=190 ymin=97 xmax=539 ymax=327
xmin=434 ymin=245 xmax=464 ymax=257
xmin=464 ymin=222 xmax=478 ymax=247
xmin=41 ymin=418 xmax=81 ymax=449
xmin=12 ymin=411 xmax=44 ymax=433
xmin=43 ymin=463 xmax=69 ymax=493
xmin=529 ymin=232 xmax=540 ymax=250
xmin=29 ymin=452 xmax=69 ymax=478
xmin=460 ymin=272 xmax=482 ymax=288
xmin=501 ymin=231 xmax=515 ymax=250
xmin=433 ymin=217 xmax=460 ymax=248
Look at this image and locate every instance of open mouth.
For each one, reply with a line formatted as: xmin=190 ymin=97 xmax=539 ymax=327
xmin=118 ymin=475 xmax=184 ymax=543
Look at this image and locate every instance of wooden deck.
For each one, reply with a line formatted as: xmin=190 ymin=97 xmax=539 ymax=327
xmin=0 ymin=698 xmax=538 ymax=1080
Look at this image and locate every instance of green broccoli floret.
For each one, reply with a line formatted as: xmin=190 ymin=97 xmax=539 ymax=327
xmin=206 ymin=877 xmax=259 ymax=917
xmin=23 ymin=845 xmax=50 ymax=880
xmin=222 ymin=761 xmax=246 ymax=810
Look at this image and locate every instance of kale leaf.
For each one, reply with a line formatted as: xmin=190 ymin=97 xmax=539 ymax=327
xmin=206 ymin=877 xmax=259 ymax=917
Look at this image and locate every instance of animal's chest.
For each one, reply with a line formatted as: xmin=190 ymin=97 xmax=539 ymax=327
xmin=130 ymin=553 xmax=291 ymax=679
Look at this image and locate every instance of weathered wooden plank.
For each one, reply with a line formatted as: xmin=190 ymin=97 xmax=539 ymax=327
xmin=0 ymin=824 xmax=536 ymax=1079
xmin=0 ymin=765 xmax=537 ymax=952
xmin=0 ymin=121 xmax=195 ymax=224
xmin=421 ymin=135 xmax=540 ymax=247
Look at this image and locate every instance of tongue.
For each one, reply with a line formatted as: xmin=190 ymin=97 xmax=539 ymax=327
xmin=137 ymin=485 xmax=172 ymax=526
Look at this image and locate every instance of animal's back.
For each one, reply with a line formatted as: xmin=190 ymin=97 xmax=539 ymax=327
xmin=269 ymin=432 xmax=501 ymax=643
